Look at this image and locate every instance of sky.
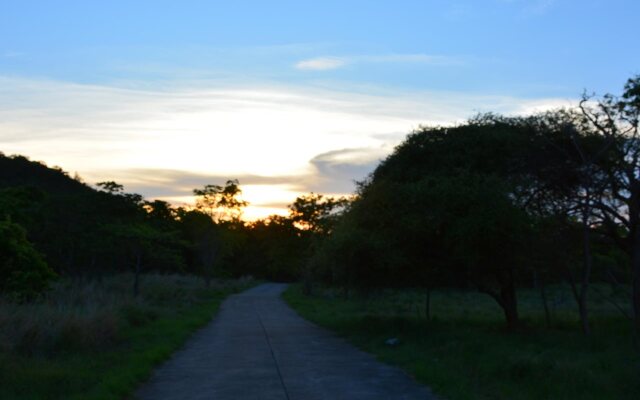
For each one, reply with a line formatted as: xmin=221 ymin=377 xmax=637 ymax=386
xmin=1 ymin=0 xmax=638 ymax=219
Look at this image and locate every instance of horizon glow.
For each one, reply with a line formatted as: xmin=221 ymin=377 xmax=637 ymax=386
xmin=1 ymin=0 xmax=638 ymax=219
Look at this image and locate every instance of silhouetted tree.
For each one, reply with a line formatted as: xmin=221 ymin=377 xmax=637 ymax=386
xmin=312 ymin=117 xmax=569 ymax=329
xmin=574 ymin=75 xmax=640 ymax=331
xmin=193 ymin=179 xmax=248 ymax=222
xmin=288 ymin=193 xmax=349 ymax=235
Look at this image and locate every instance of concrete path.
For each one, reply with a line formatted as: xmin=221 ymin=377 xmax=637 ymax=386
xmin=135 ymin=283 xmax=436 ymax=400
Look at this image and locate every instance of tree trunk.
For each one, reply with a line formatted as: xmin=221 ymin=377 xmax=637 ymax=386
xmin=481 ymin=269 xmax=520 ymax=330
xmin=500 ymin=278 xmax=519 ymax=330
xmin=537 ymin=272 xmax=552 ymax=328
xmin=133 ymin=253 xmax=141 ymax=297
xmin=425 ymin=288 xmax=432 ymax=321
xmin=579 ymin=206 xmax=593 ymax=335
xmin=200 ymin=240 xmax=217 ymax=288
xmin=627 ymin=183 xmax=640 ymax=335
xmin=578 ymin=292 xmax=590 ymax=335
xmin=631 ymin=229 xmax=640 ymax=334
xmin=66 ymin=242 xmax=76 ymax=275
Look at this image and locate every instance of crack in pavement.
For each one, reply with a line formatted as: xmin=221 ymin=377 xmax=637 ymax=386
xmin=256 ymin=305 xmax=292 ymax=400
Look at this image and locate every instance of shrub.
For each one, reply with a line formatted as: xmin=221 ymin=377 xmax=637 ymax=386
xmin=0 ymin=218 xmax=56 ymax=300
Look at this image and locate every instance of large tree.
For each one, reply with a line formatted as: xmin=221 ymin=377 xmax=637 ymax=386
xmin=576 ymin=75 xmax=640 ymax=331
xmin=311 ymin=120 xmax=547 ymax=329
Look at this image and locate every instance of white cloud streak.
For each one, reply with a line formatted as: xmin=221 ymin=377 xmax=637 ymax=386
xmin=294 ymin=53 xmax=462 ymax=71
xmin=295 ymin=57 xmax=346 ymax=71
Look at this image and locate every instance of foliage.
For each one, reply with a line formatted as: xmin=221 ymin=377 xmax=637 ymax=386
xmin=234 ymin=216 xmax=308 ymax=281
xmin=307 ymin=76 xmax=640 ymax=331
xmin=0 ymin=218 xmax=56 ymax=300
xmin=288 ymin=193 xmax=349 ymax=234
xmin=0 ymin=153 xmax=320 ymax=285
xmin=310 ymin=119 xmax=547 ymax=328
xmin=193 ymin=179 xmax=248 ymax=222
xmin=0 ymin=155 xmax=190 ymax=282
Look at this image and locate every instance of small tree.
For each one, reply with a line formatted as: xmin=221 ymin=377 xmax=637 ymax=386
xmin=193 ymin=179 xmax=248 ymax=223
xmin=288 ymin=193 xmax=349 ymax=235
xmin=96 ymin=181 xmax=124 ymax=194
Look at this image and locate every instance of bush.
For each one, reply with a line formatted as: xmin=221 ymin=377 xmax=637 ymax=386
xmin=0 ymin=218 xmax=56 ymax=300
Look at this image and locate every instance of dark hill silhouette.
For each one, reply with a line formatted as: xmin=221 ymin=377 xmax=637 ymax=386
xmin=0 ymin=153 xmax=187 ymax=279
xmin=0 ymin=153 xmax=92 ymax=195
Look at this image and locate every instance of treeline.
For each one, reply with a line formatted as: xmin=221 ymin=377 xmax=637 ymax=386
xmin=0 ymin=156 xmax=345 ymax=299
xmin=307 ymin=75 xmax=639 ymax=333
xmin=3 ymin=75 xmax=639 ymax=336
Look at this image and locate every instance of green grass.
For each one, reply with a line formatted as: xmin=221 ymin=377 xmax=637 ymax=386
xmin=283 ymin=284 xmax=639 ymax=400
xmin=0 ymin=274 xmax=255 ymax=400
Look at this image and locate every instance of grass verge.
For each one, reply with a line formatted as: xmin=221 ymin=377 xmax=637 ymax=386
xmin=283 ymin=284 xmax=639 ymax=400
xmin=0 ymin=274 xmax=255 ymax=400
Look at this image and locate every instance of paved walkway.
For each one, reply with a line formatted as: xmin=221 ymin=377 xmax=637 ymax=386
xmin=135 ymin=283 xmax=435 ymax=400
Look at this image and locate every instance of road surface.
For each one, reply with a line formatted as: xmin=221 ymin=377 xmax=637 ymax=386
xmin=135 ymin=283 xmax=435 ymax=400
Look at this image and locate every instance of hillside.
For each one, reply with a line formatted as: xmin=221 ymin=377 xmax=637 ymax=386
xmin=0 ymin=153 xmax=92 ymax=195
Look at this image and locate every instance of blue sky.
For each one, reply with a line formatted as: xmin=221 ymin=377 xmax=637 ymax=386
xmin=1 ymin=0 xmax=638 ymax=218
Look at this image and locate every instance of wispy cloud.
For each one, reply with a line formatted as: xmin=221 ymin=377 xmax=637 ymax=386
xmin=294 ymin=53 xmax=462 ymax=71
xmin=0 ymin=76 xmax=573 ymax=218
xmin=294 ymin=57 xmax=346 ymax=71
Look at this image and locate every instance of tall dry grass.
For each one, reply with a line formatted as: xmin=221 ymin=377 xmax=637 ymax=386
xmin=0 ymin=273 xmax=251 ymax=356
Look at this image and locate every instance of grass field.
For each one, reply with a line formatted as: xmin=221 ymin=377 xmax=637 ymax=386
xmin=0 ymin=273 xmax=254 ymax=400
xmin=283 ymin=284 xmax=639 ymax=400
